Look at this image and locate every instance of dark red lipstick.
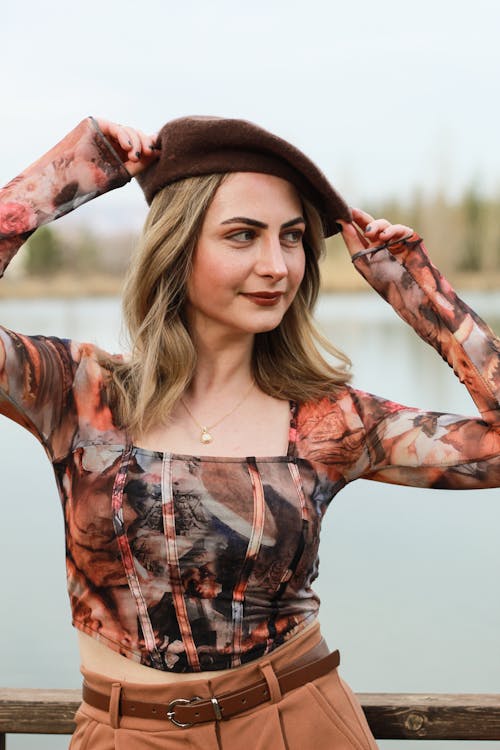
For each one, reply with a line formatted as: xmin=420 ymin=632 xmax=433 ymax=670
xmin=241 ymin=292 xmax=284 ymax=306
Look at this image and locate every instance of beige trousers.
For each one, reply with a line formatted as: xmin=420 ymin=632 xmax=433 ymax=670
xmin=70 ymin=624 xmax=378 ymax=750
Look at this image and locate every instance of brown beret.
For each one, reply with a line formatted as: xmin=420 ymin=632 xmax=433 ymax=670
xmin=137 ymin=116 xmax=351 ymax=237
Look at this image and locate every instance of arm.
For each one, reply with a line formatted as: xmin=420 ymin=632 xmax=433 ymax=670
xmin=0 ymin=118 xmax=155 ymax=458
xmin=338 ymin=210 xmax=500 ymax=489
xmin=0 ymin=117 xmax=134 ymax=275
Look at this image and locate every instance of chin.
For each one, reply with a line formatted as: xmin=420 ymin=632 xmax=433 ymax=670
xmin=246 ymin=319 xmax=284 ymax=334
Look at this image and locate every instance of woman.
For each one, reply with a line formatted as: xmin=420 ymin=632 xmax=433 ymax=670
xmin=0 ymin=115 xmax=499 ymax=749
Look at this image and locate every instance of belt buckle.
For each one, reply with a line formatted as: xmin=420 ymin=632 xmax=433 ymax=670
xmin=167 ymin=696 xmax=203 ymax=728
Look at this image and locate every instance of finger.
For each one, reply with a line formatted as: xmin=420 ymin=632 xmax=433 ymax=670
xmin=378 ymin=223 xmax=414 ymax=242
xmin=136 ymin=129 xmax=159 ymax=156
xmin=362 ymin=217 xmax=390 ymax=240
xmin=337 ymin=219 xmax=369 ymax=257
xmin=123 ymin=147 xmax=160 ymax=177
xmin=101 ymin=122 xmax=137 ymax=158
xmin=351 ymin=208 xmax=392 ymax=244
xmin=149 ymin=132 xmax=160 ymax=151
xmin=126 ymin=128 xmax=160 ymax=161
xmin=120 ymin=126 xmax=143 ymax=161
xmin=351 ymin=208 xmax=375 ymax=231
xmin=131 ymin=129 xmax=149 ymax=154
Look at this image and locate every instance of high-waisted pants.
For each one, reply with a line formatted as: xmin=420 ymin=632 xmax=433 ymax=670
xmin=70 ymin=623 xmax=379 ymax=749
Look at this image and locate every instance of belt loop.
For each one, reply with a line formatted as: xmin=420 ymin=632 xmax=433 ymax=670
xmin=109 ymin=682 xmax=122 ymax=729
xmin=259 ymin=660 xmax=282 ymax=704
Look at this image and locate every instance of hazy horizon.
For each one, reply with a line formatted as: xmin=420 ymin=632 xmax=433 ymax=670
xmin=3 ymin=0 xmax=500 ymax=232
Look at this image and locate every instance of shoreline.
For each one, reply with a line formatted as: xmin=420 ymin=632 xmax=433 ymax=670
xmin=0 ymin=270 xmax=500 ymax=299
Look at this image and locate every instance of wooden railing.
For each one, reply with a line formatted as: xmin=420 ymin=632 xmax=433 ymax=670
xmin=1 ymin=689 xmax=500 ymax=745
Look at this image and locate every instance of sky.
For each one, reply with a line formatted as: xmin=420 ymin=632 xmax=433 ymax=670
xmin=2 ymin=0 xmax=500 ymax=231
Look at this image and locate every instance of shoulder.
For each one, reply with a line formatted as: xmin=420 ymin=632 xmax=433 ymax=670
xmin=295 ymin=385 xmax=406 ymax=454
xmin=290 ymin=386 xmax=373 ymax=477
xmin=60 ymin=339 xmax=126 ymax=447
xmin=294 ymin=386 xmax=366 ymax=454
xmin=66 ymin=340 xmax=125 ymax=403
xmin=68 ymin=338 xmax=123 ymax=369
xmin=0 ymin=326 xmax=121 ymax=389
xmin=296 ymin=385 xmax=363 ymax=427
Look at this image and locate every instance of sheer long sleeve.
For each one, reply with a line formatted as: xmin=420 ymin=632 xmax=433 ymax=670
xmin=348 ymin=237 xmax=500 ymax=488
xmin=295 ymin=237 xmax=500 ymax=491
xmin=0 ymin=118 xmax=130 ymax=459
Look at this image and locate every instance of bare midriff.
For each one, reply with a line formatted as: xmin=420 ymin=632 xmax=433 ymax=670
xmin=78 ymin=621 xmax=319 ymax=684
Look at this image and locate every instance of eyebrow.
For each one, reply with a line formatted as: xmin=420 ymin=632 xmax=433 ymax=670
xmin=220 ymin=216 xmax=305 ymax=229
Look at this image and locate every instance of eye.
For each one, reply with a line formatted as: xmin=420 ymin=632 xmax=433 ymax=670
xmin=281 ymin=229 xmax=304 ymax=245
xmin=227 ymin=229 xmax=256 ymax=242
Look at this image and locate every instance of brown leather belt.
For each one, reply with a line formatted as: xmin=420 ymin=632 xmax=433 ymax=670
xmin=82 ymin=648 xmax=340 ymax=728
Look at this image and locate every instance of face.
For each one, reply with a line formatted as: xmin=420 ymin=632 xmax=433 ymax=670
xmin=185 ymin=172 xmax=306 ymax=340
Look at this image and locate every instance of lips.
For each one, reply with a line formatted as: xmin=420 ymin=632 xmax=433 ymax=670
xmin=245 ymin=292 xmax=283 ymax=299
xmin=241 ymin=291 xmax=284 ymax=306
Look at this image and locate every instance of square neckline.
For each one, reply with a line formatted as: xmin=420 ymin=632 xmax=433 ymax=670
xmin=128 ymin=400 xmax=299 ymax=463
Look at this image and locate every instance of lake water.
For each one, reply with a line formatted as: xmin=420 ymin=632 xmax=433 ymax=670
xmin=1 ymin=290 xmax=499 ymax=749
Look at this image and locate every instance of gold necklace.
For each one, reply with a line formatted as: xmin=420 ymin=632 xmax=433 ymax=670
xmin=181 ymin=381 xmax=255 ymax=444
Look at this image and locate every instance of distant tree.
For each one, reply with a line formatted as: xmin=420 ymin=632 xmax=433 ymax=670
xmin=459 ymin=184 xmax=483 ymax=271
xmin=74 ymin=227 xmax=99 ymax=275
xmin=24 ymin=226 xmax=63 ymax=276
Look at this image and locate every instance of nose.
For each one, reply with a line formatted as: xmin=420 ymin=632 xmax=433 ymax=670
xmin=254 ymin=236 xmax=288 ymax=280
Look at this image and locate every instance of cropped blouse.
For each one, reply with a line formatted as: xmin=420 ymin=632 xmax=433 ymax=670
xmin=0 ymin=119 xmax=499 ymax=672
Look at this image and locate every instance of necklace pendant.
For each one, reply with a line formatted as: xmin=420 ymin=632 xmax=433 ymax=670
xmin=200 ymin=427 xmax=213 ymax=444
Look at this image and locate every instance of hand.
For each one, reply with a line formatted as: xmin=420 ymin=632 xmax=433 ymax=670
xmin=95 ymin=118 xmax=159 ymax=177
xmin=338 ymin=208 xmax=414 ymax=259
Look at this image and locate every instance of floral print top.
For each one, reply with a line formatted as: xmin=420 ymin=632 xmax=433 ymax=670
xmin=1 ymin=119 xmax=499 ymax=672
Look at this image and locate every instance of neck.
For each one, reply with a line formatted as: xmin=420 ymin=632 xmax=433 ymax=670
xmin=188 ymin=326 xmax=255 ymax=397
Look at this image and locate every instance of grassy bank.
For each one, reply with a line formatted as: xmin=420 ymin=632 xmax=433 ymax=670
xmin=0 ymin=273 xmax=124 ymax=299
xmin=8 ymin=188 xmax=499 ymax=298
xmin=320 ymin=239 xmax=500 ymax=292
xmin=1 ymin=263 xmax=499 ymax=299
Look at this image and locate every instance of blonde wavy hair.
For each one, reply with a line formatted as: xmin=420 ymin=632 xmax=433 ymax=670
xmin=103 ymin=173 xmax=351 ymax=437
